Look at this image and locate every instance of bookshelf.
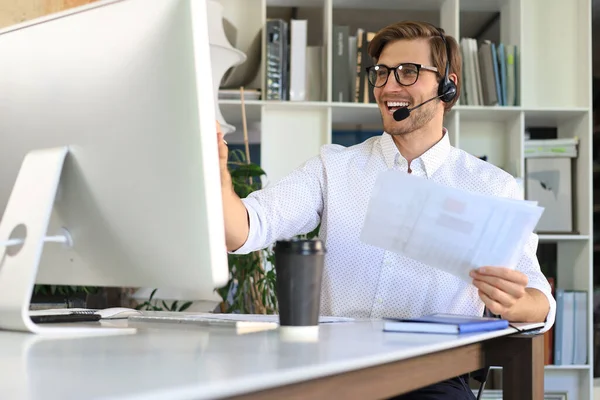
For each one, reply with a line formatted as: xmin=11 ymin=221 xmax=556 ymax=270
xmin=216 ymin=0 xmax=593 ymax=397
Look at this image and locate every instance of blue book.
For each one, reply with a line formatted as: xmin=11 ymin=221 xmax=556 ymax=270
xmin=490 ymin=42 xmax=503 ymax=106
xmin=497 ymin=43 xmax=507 ymax=106
xmin=383 ymin=313 xmax=509 ymax=334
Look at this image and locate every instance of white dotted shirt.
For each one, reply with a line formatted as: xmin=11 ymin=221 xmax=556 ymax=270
xmin=232 ymin=130 xmax=556 ymax=333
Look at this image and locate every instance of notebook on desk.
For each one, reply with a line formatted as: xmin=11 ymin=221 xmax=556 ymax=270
xmin=383 ymin=314 xmax=509 ymax=334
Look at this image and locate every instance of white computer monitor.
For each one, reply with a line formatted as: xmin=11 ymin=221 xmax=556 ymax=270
xmin=0 ymin=0 xmax=229 ymax=334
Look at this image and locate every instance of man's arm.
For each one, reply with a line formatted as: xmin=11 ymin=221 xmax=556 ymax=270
xmin=517 ymin=288 xmax=551 ymax=322
xmin=217 ymin=122 xmax=324 ymax=254
xmin=470 ymin=267 xmax=550 ymax=323
xmin=222 ymin=185 xmax=250 ymax=252
xmin=218 ymin=124 xmax=250 ymax=252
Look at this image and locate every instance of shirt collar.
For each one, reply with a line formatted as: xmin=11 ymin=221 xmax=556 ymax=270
xmin=380 ymin=128 xmax=451 ymax=178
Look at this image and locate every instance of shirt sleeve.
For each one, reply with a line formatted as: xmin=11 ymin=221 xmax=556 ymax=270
xmin=504 ymin=177 xmax=556 ymax=334
xmin=230 ymin=154 xmax=325 ymax=255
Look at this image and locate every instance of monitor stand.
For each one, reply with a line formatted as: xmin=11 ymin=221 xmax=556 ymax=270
xmin=0 ymin=147 xmax=135 ymax=336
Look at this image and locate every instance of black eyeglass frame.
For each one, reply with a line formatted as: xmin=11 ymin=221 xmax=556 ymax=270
xmin=365 ymin=63 xmax=439 ymax=88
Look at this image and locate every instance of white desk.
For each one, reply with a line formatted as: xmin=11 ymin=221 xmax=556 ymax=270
xmin=0 ymin=319 xmax=544 ymax=400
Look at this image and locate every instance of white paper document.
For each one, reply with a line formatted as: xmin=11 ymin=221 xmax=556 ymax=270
xmin=360 ymin=170 xmax=544 ymax=282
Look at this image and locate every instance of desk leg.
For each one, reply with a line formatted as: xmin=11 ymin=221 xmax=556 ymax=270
xmin=488 ymin=334 xmax=544 ymax=400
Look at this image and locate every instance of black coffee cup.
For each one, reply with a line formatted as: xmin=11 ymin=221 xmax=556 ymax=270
xmin=274 ymin=239 xmax=326 ymax=338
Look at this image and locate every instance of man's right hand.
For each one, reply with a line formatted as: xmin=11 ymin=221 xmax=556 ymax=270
xmin=217 ymin=121 xmax=232 ymax=191
xmin=216 ymin=121 xmax=250 ymax=252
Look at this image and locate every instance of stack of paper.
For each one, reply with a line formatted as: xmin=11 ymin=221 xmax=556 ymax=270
xmin=360 ymin=171 xmax=544 ymax=282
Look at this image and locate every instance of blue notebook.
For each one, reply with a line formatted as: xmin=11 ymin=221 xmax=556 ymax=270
xmin=383 ymin=313 xmax=509 ymax=334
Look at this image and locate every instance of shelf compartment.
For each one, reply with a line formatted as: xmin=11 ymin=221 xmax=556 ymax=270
xmin=455 ymin=105 xmax=521 ymax=122
xmin=459 ymin=0 xmax=510 ymax=12
xmin=524 ymin=108 xmax=589 ymax=127
xmin=331 ymin=0 xmax=446 ymax=11
xmin=458 ymin=111 xmax=522 ymax=177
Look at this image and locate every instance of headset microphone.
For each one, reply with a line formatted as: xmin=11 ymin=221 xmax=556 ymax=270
xmin=392 ymin=92 xmax=446 ymax=122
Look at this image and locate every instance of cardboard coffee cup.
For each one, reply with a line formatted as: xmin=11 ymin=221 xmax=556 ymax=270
xmin=274 ymin=238 xmax=325 ymax=340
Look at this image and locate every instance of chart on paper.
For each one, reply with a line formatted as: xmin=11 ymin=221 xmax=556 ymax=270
xmin=360 ymin=170 xmax=544 ymax=282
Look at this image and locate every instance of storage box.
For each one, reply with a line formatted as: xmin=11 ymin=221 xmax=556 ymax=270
xmin=525 ymin=157 xmax=574 ymax=233
xmin=524 ymin=138 xmax=578 ymax=158
xmin=524 ymin=137 xmax=577 ymax=233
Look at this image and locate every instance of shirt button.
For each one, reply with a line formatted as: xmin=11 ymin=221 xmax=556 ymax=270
xmin=378 ymin=298 xmax=383 ymax=303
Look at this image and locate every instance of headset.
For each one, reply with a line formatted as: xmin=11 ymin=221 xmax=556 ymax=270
xmin=435 ymin=26 xmax=457 ymax=103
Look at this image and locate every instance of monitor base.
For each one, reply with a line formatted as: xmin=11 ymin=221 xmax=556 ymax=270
xmin=0 ymin=147 xmax=135 ymax=336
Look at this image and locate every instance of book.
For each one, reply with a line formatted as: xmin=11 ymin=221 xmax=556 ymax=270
xmin=553 ymin=289 xmax=588 ymax=365
xmin=332 ymin=25 xmax=350 ymax=102
xmin=289 ymin=19 xmax=307 ymax=101
xmin=265 ymin=19 xmax=289 ymax=101
xmin=383 ymin=314 xmax=509 ymax=334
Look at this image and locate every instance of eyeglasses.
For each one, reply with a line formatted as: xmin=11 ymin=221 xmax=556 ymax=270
xmin=366 ymin=63 xmax=439 ymax=88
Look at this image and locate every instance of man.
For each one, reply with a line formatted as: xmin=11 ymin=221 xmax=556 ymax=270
xmin=217 ymin=21 xmax=555 ymax=399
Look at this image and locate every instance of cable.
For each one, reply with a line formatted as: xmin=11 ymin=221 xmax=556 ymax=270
xmin=1 ymin=234 xmax=70 ymax=248
xmin=473 ymin=323 xmax=524 ymax=399
xmin=508 ymin=323 xmax=524 ymax=333
xmin=476 ymin=379 xmax=486 ymax=400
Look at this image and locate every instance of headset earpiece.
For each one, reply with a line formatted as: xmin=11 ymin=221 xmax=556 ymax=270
xmin=436 ymin=28 xmax=457 ymax=103
xmin=438 ymin=77 xmax=457 ymax=103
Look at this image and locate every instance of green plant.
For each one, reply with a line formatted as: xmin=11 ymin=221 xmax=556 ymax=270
xmin=32 ymin=284 xmax=99 ymax=297
xmin=134 ymin=288 xmax=193 ymax=312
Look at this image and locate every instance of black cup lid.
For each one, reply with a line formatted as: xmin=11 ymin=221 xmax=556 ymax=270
xmin=274 ymin=238 xmax=326 ymax=255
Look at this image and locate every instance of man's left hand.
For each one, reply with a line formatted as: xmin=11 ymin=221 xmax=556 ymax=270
xmin=469 ymin=266 xmax=528 ymax=320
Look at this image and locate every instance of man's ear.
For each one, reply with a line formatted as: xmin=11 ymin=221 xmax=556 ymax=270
xmin=449 ymin=72 xmax=458 ymax=86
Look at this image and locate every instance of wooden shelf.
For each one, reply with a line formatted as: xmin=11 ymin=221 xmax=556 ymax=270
xmin=491 ymin=365 xmax=591 ymax=371
xmin=538 ymin=234 xmax=590 ymax=242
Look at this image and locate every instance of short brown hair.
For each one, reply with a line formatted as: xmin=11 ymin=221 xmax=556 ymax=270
xmin=368 ymin=21 xmax=462 ymax=112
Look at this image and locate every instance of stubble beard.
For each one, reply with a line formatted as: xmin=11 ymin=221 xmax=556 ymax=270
xmin=383 ymin=98 xmax=439 ymax=137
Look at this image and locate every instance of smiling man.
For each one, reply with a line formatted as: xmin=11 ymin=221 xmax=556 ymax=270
xmin=219 ymin=20 xmax=555 ymax=399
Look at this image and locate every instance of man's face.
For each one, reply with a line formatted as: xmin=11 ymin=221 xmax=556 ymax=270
xmin=373 ymin=38 xmax=441 ymax=136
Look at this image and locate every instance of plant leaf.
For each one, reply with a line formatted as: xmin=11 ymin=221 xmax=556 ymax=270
xmin=230 ymin=164 xmax=265 ymax=179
